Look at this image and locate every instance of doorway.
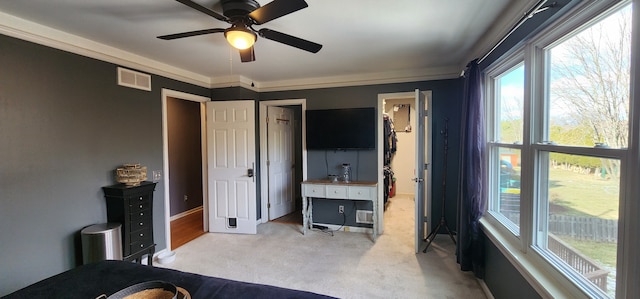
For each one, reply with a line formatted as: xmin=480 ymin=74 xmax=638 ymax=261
xmin=161 ymin=89 xmax=210 ymax=251
xmin=377 ymin=90 xmax=432 ymax=253
xmin=259 ymin=99 xmax=307 ymax=223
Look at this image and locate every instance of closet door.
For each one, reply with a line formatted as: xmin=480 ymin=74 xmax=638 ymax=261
xmin=413 ymin=89 xmax=426 ymax=253
xmin=267 ymin=106 xmax=295 ymax=220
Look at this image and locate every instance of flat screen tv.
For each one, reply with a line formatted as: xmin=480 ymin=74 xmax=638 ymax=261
xmin=306 ymin=107 xmax=376 ymax=150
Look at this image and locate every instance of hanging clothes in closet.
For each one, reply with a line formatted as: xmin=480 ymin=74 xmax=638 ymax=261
xmin=384 ymin=114 xmax=397 ymax=164
xmin=383 ymin=114 xmax=397 ymax=207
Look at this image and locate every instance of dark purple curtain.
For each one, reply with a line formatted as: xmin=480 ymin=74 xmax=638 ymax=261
xmin=456 ymin=59 xmax=487 ymax=277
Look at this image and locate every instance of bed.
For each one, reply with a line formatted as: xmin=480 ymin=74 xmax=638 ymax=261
xmin=2 ymin=260 xmax=336 ymax=299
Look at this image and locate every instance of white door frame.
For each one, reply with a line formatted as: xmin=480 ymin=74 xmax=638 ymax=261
xmin=259 ymin=99 xmax=307 ymax=223
xmin=161 ymin=88 xmax=210 ymax=251
xmin=377 ymin=91 xmax=432 ymax=239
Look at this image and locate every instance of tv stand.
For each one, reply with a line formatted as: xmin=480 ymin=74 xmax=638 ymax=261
xmin=301 ymin=180 xmax=378 ymax=241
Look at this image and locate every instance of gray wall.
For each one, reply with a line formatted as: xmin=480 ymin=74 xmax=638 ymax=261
xmin=0 ymin=34 xmax=209 ymax=296
xmin=261 ymin=80 xmax=464 ymax=229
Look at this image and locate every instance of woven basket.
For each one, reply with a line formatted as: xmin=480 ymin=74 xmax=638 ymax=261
xmin=116 ymin=164 xmax=147 ymax=186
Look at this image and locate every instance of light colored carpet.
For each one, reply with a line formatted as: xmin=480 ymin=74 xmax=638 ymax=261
xmin=156 ymin=195 xmax=487 ymax=299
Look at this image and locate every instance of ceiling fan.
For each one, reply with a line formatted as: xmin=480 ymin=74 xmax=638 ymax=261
xmin=158 ymin=0 xmax=322 ymax=62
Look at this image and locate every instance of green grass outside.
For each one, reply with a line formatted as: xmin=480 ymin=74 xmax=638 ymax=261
xmin=561 ymin=237 xmax=617 ymax=268
xmin=546 ymin=167 xmax=618 ymax=294
xmin=548 ymin=167 xmax=619 ymax=220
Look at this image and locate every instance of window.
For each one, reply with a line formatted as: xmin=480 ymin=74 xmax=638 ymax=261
xmin=487 ymin=62 xmax=524 ymax=233
xmin=484 ymin=1 xmax=633 ymax=298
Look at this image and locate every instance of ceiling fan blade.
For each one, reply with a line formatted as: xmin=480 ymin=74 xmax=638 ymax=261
xmin=175 ymin=0 xmax=228 ymax=22
xmin=248 ymin=0 xmax=308 ymax=25
xmin=240 ymin=47 xmax=256 ymax=62
xmin=259 ymin=28 xmax=322 ymax=53
xmin=158 ymin=28 xmax=225 ymax=40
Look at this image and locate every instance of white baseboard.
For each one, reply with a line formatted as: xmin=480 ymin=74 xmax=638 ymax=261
xmin=169 ymin=206 xmax=203 ymax=221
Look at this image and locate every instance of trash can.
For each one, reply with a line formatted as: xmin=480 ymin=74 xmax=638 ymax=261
xmin=81 ymin=223 xmax=123 ymax=264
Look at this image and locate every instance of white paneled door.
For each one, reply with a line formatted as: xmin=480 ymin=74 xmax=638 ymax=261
xmin=267 ymin=106 xmax=295 ymax=220
xmin=206 ymin=101 xmax=256 ymax=234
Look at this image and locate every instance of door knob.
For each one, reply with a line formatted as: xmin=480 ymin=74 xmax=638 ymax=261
xmin=247 ymin=162 xmax=255 ymax=182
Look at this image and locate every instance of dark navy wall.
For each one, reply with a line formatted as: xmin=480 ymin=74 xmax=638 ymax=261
xmin=484 ymin=232 xmax=541 ymax=299
xmin=0 ymin=33 xmax=209 ymax=296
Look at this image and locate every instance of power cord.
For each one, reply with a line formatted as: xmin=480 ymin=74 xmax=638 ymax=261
xmin=311 ymin=201 xmax=357 ymax=236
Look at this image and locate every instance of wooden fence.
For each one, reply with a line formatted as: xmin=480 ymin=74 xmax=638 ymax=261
xmin=548 ymin=214 xmax=617 ymax=243
xmin=499 ymin=194 xmax=617 ymax=243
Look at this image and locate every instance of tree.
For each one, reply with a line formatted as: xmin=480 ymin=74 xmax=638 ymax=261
xmin=548 ymin=7 xmax=631 ymax=177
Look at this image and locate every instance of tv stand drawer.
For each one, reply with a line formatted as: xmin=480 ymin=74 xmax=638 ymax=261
xmin=303 ymin=184 xmax=325 ymax=197
xmin=326 ymin=185 xmax=348 ymax=198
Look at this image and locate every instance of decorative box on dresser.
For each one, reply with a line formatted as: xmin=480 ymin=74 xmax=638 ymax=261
xmin=103 ymin=181 xmax=157 ymax=265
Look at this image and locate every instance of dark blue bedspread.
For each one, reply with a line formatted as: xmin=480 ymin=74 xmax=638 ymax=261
xmin=2 ymin=260 xmax=337 ymax=299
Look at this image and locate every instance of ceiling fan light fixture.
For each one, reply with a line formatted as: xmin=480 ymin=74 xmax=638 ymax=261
xmin=225 ymin=27 xmax=256 ymax=50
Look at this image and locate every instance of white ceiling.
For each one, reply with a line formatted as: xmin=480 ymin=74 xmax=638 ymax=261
xmin=0 ymin=0 xmax=526 ymax=91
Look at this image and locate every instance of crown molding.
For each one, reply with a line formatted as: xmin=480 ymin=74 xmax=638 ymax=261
xmin=245 ymin=67 xmax=461 ymax=92
xmin=209 ymin=75 xmax=259 ymax=91
xmin=462 ymin=0 xmax=532 ymax=69
xmin=0 ymin=11 xmax=212 ymax=88
xmin=1 ymin=10 xmax=460 ymax=93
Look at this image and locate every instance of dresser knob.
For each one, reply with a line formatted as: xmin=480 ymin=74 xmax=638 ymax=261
xmin=139 ymin=196 xmax=143 ymax=200
xmin=139 ymin=205 xmax=143 ymax=209
xmin=140 ymin=212 xmax=144 ymax=216
xmin=140 ymin=233 xmax=144 ymax=237
xmin=140 ymin=244 xmax=144 ymax=248
xmin=139 ymin=222 xmax=144 ymax=226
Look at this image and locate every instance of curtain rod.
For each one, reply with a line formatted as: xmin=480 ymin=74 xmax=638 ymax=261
xmin=477 ymin=0 xmax=557 ymax=64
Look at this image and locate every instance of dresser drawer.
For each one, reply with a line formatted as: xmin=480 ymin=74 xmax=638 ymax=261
xmin=129 ymin=239 xmax=154 ymax=252
xmin=129 ymin=209 xmax=151 ymax=223
xmin=129 ymin=217 xmax=151 ymax=232
xmin=130 ymin=227 xmax=152 ymax=244
xmin=326 ymin=185 xmax=348 ymax=199
xmin=303 ymin=184 xmax=326 ymax=197
xmin=348 ymin=186 xmax=373 ymax=200
xmin=128 ymin=197 xmax=151 ymax=213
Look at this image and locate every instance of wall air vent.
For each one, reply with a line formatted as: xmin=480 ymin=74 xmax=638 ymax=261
xmin=356 ymin=210 xmax=374 ymax=224
xmin=117 ymin=67 xmax=151 ymax=91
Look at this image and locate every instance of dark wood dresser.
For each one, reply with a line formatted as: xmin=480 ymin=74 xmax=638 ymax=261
xmin=103 ymin=181 xmax=157 ymax=265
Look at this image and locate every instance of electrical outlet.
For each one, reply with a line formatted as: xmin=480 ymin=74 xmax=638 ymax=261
xmin=338 ymin=205 xmax=344 ymax=214
xmin=183 ymin=195 xmax=188 ymax=201
xmin=152 ymin=170 xmax=162 ymax=181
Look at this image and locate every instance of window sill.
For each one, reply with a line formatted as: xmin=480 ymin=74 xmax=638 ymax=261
xmin=480 ymin=217 xmax=588 ymax=298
